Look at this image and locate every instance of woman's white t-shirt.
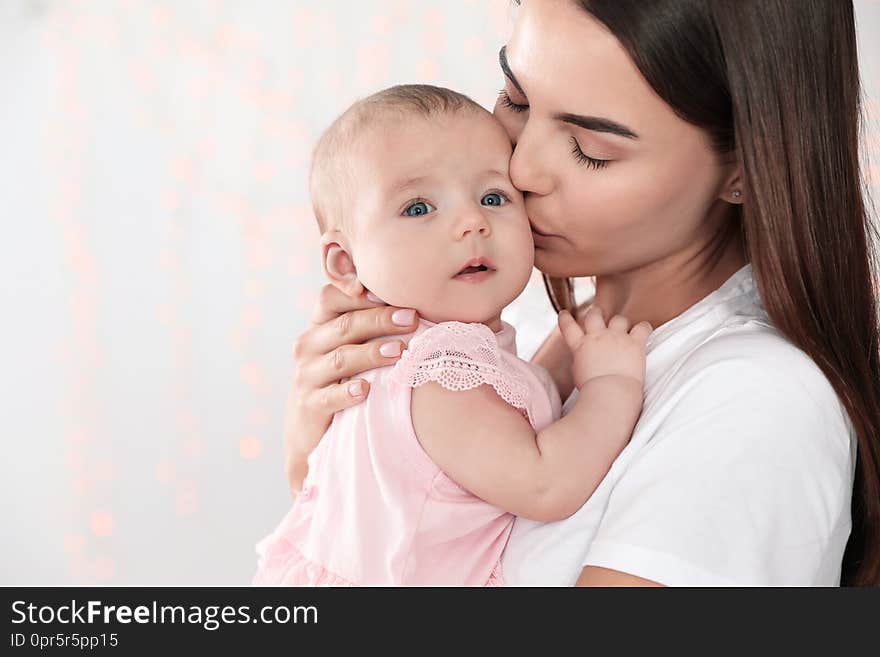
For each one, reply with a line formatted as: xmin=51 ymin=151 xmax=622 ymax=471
xmin=502 ymin=263 xmax=857 ymax=586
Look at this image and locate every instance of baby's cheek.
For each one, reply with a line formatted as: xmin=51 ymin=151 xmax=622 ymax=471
xmin=508 ymin=219 xmax=536 ymax=269
xmin=357 ymin=245 xmax=435 ymax=308
xmin=350 ymin=244 xmax=397 ymax=300
xmin=511 ymin=225 xmax=538 ymax=292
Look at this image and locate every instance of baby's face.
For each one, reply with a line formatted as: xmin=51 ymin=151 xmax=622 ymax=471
xmin=347 ymin=111 xmax=535 ymax=326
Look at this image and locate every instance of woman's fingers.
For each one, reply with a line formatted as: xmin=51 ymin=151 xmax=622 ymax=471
xmin=300 ymin=305 xmax=419 ymax=357
xmin=629 ymin=321 xmax=654 ymax=344
xmin=311 ymin=284 xmax=387 ymax=325
xmin=312 ymin=378 xmax=373 ymax=416
xmin=298 ymin=340 xmax=408 ymax=389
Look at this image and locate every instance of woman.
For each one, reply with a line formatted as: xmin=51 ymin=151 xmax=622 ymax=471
xmin=283 ymin=0 xmax=880 ymax=586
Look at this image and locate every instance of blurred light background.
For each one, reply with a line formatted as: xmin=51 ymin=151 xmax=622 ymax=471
xmin=1 ymin=0 xmax=878 ymax=585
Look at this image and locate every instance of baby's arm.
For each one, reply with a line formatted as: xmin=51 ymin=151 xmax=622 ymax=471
xmin=411 ymin=308 xmax=651 ymax=523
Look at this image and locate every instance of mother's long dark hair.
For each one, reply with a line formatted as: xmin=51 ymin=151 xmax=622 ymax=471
xmin=538 ymin=0 xmax=880 ymax=585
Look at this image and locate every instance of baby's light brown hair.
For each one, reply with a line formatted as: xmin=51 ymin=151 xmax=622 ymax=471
xmin=309 ymin=84 xmax=487 ymax=235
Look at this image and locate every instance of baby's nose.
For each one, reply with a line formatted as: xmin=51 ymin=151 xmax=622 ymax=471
xmin=454 ymin=209 xmax=491 ymax=238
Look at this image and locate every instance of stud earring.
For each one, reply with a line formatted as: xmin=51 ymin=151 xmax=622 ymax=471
xmin=732 ymin=190 xmax=742 ymax=199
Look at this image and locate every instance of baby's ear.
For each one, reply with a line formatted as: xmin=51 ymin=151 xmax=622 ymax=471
xmin=320 ymin=230 xmax=365 ymax=298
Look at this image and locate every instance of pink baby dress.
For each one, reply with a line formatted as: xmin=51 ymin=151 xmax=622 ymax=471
xmin=252 ymin=318 xmax=562 ymax=586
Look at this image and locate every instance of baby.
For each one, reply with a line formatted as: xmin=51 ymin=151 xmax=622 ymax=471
xmin=252 ymin=84 xmax=650 ymax=586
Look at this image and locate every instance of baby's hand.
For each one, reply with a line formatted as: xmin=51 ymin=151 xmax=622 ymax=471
xmin=558 ymin=307 xmax=652 ymax=390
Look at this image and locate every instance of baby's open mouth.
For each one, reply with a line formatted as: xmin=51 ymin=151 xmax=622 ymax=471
xmin=458 ymin=265 xmax=489 ymax=275
xmin=454 ymin=256 xmax=496 ymax=278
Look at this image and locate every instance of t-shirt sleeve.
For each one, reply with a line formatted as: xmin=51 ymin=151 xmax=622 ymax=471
xmin=388 ymin=321 xmax=535 ymax=423
xmin=582 ymin=352 xmax=856 ymax=586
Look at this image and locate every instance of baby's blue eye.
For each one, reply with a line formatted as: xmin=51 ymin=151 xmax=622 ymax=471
xmin=481 ymin=192 xmax=508 ymax=207
xmin=403 ymin=201 xmax=436 ymax=217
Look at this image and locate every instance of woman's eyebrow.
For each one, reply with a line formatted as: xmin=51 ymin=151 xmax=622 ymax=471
xmin=499 ymin=46 xmax=639 ymax=141
xmin=499 ymin=46 xmax=527 ymax=98
xmin=553 ymin=112 xmax=640 ymax=140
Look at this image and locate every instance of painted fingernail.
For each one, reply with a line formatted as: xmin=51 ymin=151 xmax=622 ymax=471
xmin=380 ymin=341 xmax=402 ymax=357
xmin=366 ymin=291 xmax=384 ymax=303
xmin=391 ymin=309 xmax=415 ymax=326
xmin=348 ymin=381 xmax=364 ymax=397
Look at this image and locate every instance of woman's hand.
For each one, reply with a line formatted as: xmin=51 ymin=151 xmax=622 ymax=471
xmin=284 ymin=285 xmax=419 ymax=497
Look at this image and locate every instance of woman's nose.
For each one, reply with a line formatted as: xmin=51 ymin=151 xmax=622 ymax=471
xmin=508 ymin=125 xmax=554 ymax=196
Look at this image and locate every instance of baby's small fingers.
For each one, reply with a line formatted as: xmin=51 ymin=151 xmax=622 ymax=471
xmin=608 ymin=315 xmax=631 ymax=333
xmin=582 ymin=306 xmax=607 ymax=334
xmin=558 ymin=309 xmax=584 ymax=350
xmin=629 ymin=321 xmax=654 ymax=344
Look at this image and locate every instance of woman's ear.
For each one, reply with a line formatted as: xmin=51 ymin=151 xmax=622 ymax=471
xmin=320 ymin=231 xmax=365 ymax=298
xmin=719 ymin=163 xmax=744 ymax=205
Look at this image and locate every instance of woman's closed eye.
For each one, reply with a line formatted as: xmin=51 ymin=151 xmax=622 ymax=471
xmin=570 ymin=137 xmax=610 ymax=170
xmin=498 ymin=89 xmax=528 ymax=114
xmin=498 ymin=87 xmax=609 ymax=170
xmin=402 ymin=199 xmax=436 ymax=217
